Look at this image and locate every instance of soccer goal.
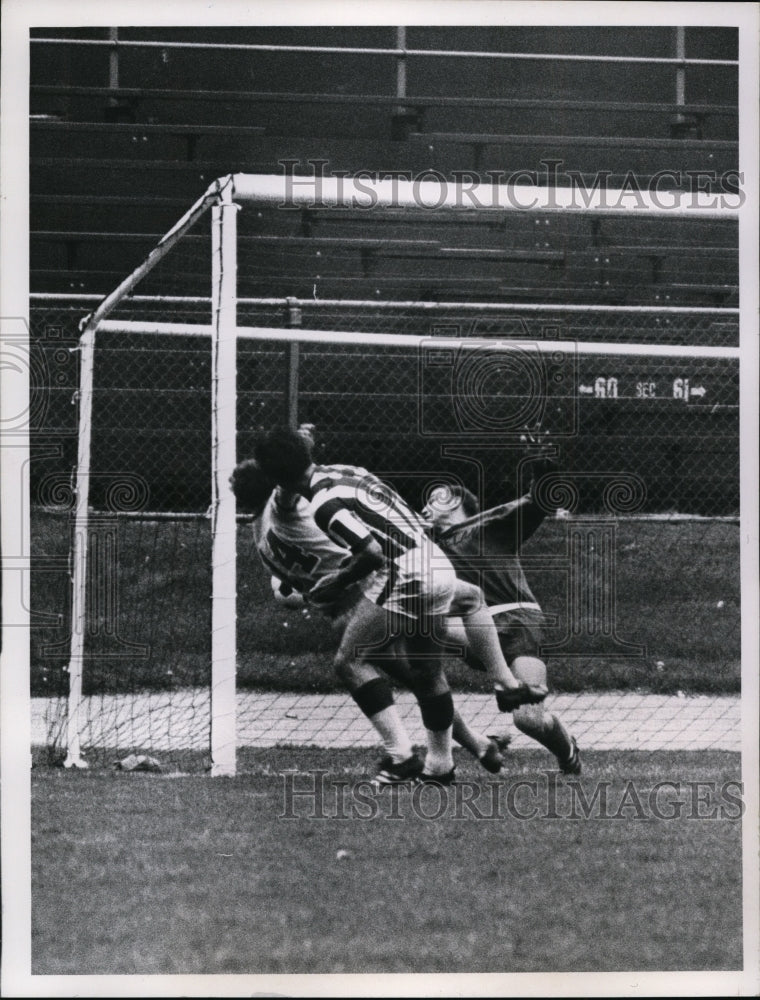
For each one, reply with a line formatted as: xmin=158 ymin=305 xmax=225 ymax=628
xmin=36 ymin=173 xmax=741 ymax=775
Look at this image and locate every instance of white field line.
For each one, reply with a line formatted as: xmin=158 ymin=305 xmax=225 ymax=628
xmin=32 ymin=690 xmax=741 ymax=753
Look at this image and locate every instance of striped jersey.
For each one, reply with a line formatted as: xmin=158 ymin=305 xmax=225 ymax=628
xmin=252 ymin=489 xmax=350 ymax=594
xmin=435 ymin=493 xmax=545 ymax=611
xmin=304 ymin=463 xmax=432 ymax=561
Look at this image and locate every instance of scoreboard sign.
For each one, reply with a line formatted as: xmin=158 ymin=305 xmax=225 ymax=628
xmin=576 ymin=356 xmax=737 ymax=407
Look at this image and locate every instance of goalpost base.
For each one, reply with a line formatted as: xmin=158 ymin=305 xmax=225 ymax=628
xmin=63 ymin=754 xmax=89 ymax=770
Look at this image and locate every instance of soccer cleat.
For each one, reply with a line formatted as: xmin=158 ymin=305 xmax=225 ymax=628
xmin=371 ymin=751 xmax=424 ymax=788
xmin=478 ymin=739 xmax=504 ymax=774
xmin=495 ymin=683 xmax=549 ymax=712
xmin=414 ymin=768 xmax=456 ymax=786
xmin=558 ymin=737 xmax=582 ymax=775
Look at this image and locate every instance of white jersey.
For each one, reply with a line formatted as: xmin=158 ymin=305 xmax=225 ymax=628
xmin=306 ymin=463 xmax=432 ymax=559
xmin=252 ymin=490 xmax=350 ymax=595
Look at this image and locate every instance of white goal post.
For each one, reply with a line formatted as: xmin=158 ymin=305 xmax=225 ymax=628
xmin=60 ymin=173 xmax=740 ymax=776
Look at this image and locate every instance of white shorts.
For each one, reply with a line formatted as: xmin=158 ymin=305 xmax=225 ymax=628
xmin=362 ymin=539 xmax=457 ymax=620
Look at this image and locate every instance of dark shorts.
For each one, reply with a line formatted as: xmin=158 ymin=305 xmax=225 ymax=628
xmin=491 ymin=608 xmax=544 ymax=663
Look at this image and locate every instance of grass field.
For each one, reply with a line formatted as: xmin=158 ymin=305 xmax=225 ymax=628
xmin=32 ymin=747 xmax=743 ymax=976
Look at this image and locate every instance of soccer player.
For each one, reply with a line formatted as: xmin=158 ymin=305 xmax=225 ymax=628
xmin=251 ymin=426 xmax=543 ymax=784
xmin=232 ymin=458 xmax=421 ymax=783
xmin=422 ymin=443 xmax=581 ymax=775
xmin=231 ymin=460 xmax=504 ymax=776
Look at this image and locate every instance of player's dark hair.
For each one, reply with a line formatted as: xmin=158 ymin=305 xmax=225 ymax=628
xmin=253 ymin=425 xmax=313 ymax=488
xmin=229 ymin=459 xmax=273 ymax=513
xmin=454 ymin=485 xmax=480 ymax=517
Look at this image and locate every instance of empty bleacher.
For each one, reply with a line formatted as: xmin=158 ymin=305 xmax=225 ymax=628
xmin=30 ymin=26 xmax=739 ymax=305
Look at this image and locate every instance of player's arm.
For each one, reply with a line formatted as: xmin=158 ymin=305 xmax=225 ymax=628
xmin=307 ymin=536 xmax=385 ymax=606
xmin=455 ymin=433 xmax=554 ymax=547
xmin=441 ymin=496 xmax=540 ymax=552
xmin=520 ymin=428 xmax=560 ymax=541
xmin=517 ymin=491 xmax=547 ymax=544
xmin=307 ymin=488 xmax=387 ymax=604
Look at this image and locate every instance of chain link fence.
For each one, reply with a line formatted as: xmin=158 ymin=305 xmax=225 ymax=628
xmin=30 ymin=297 xmax=739 ymax=515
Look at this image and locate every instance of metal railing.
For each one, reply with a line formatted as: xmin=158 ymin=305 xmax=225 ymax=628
xmin=31 ymin=35 xmax=738 ymax=67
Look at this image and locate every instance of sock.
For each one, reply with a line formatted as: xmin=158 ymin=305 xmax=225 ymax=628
xmin=418 ymin=692 xmax=455 ymax=774
xmin=351 ymin=678 xmax=413 ymax=763
xmin=372 ymin=707 xmax=415 ymax=763
xmin=514 ymin=708 xmax=574 ymax=760
xmin=452 ymin=712 xmax=490 ymax=759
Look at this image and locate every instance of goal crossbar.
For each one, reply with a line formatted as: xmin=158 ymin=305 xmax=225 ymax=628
xmin=229 ymin=172 xmax=742 ymax=218
xmin=95 ymin=320 xmax=740 ymax=359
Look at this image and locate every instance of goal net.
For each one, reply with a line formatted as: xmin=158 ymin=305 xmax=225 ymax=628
xmin=31 ymin=173 xmax=740 ymax=774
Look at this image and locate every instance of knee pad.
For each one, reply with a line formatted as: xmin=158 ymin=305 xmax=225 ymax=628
xmin=418 ymin=691 xmax=454 ymax=732
xmin=351 ymin=677 xmax=395 ymax=718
